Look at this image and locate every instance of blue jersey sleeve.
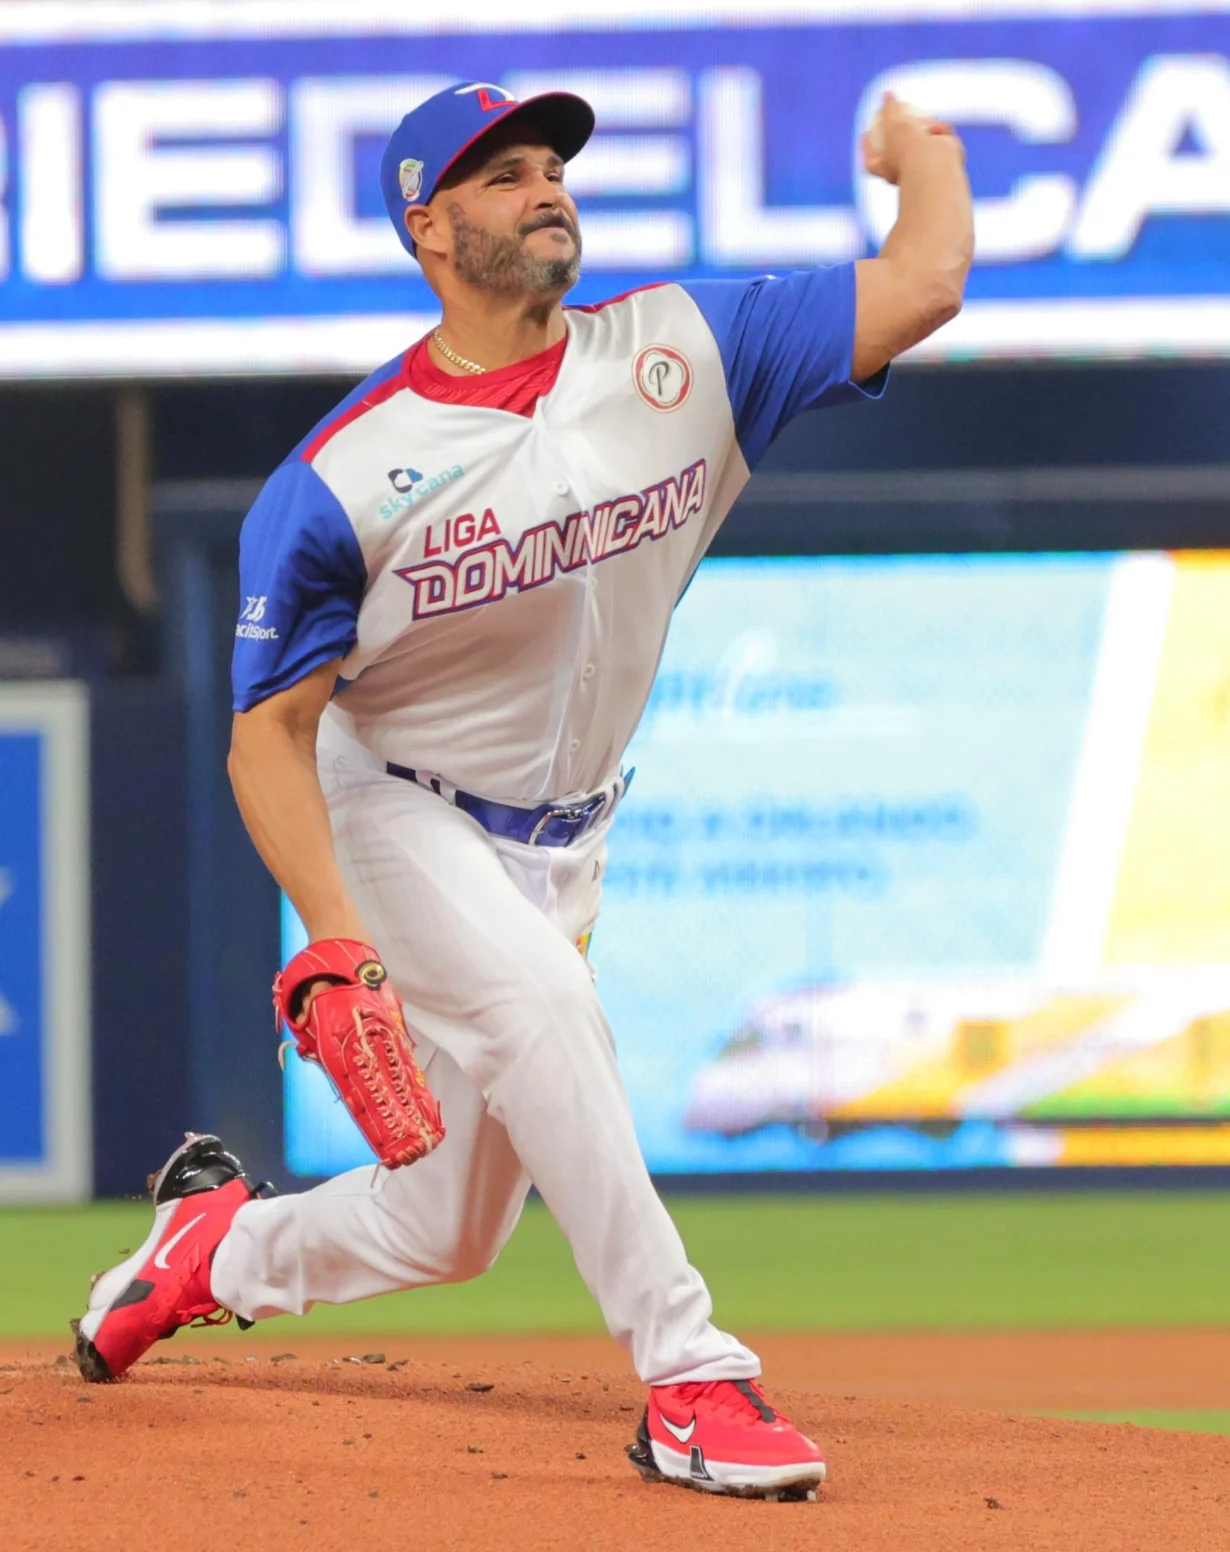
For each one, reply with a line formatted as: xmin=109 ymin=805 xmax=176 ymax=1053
xmin=231 ymin=459 xmax=367 ymax=712
xmin=680 ymin=264 xmax=887 ymax=469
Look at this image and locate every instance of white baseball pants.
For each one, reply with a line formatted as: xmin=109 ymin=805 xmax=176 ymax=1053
xmin=209 ymin=727 xmax=759 ymax=1385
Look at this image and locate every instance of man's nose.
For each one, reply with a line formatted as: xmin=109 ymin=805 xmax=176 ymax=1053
xmin=529 ymin=170 xmax=563 ymax=204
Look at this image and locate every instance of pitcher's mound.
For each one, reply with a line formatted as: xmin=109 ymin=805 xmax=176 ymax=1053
xmin=2 ymin=1341 xmax=1229 ymax=1552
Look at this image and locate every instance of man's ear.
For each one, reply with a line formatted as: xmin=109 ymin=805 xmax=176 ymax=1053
xmin=405 ymin=204 xmax=445 ymax=258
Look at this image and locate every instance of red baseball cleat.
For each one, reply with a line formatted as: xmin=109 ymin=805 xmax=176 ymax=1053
xmin=71 ymin=1133 xmax=258 ymax=1382
xmin=628 ymin=1378 xmax=826 ymax=1500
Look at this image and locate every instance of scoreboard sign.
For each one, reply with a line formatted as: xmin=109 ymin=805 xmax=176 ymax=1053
xmin=2 ymin=0 xmax=1230 ymax=374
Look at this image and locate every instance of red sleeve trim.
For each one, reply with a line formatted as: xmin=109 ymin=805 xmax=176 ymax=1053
xmin=300 ymin=352 xmax=414 ymax=463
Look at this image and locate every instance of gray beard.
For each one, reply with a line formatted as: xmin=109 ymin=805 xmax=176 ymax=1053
xmin=448 ymin=206 xmax=581 ymax=296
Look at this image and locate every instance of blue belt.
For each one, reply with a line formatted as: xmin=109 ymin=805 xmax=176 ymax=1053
xmin=386 ymin=763 xmax=632 ymax=849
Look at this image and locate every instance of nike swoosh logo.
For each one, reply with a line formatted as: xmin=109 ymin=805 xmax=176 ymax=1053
xmin=658 ymin=1412 xmax=696 ymax=1444
xmin=153 ymin=1212 xmax=206 ymax=1270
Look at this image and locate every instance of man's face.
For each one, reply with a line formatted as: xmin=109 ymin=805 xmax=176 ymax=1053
xmin=424 ymin=128 xmax=582 ymax=297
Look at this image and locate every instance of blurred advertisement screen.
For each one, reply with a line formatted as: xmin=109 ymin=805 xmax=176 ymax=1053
xmin=0 ymin=685 xmax=90 ymax=1202
xmin=3 ymin=0 xmax=1230 ymax=375
xmin=283 ymin=550 xmax=1230 ymax=1177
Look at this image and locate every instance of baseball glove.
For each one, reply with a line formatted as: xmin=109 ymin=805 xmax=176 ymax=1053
xmin=273 ymin=938 xmax=445 ymax=1169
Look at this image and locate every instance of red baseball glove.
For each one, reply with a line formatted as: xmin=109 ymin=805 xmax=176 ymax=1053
xmin=273 ymin=939 xmax=445 ymax=1169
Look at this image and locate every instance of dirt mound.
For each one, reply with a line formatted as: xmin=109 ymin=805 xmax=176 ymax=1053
xmin=3 ymin=1337 xmax=1230 ymax=1552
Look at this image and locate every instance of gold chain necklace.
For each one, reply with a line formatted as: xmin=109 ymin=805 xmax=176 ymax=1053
xmin=432 ymin=329 xmax=487 ymax=375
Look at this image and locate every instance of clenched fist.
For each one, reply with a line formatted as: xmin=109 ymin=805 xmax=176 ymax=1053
xmin=861 ymin=91 xmax=962 ymax=186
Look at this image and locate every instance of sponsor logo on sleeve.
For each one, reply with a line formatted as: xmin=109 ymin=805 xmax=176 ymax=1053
xmin=235 ymin=595 xmax=279 ymax=640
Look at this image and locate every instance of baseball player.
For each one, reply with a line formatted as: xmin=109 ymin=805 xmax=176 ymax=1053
xmin=74 ymin=81 xmax=972 ymax=1499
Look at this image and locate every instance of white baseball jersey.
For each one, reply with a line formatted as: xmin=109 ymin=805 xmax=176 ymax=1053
xmin=232 ymin=268 xmax=885 ymax=803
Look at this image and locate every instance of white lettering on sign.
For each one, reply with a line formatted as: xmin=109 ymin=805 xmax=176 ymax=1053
xmin=290 ymin=74 xmax=448 ymax=276
xmin=580 ymin=210 xmax=693 ymax=268
xmin=504 ymin=69 xmax=691 ymax=128
xmin=19 ymin=83 xmax=84 ymax=284
xmin=698 ymin=67 xmax=862 ymax=266
xmin=0 ymin=57 xmax=1227 ymax=290
xmin=507 ymin=67 xmax=695 ymax=268
xmin=570 ymin=136 xmax=690 ymax=198
xmin=1069 ymin=55 xmax=1230 ymax=261
xmin=855 ymin=59 xmax=1078 ymax=265
xmin=94 ymin=78 xmax=284 ymax=279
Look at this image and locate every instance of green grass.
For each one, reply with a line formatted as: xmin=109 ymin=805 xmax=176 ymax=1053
xmin=1055 ymin=1411 xmax=1230 ymax=1436
xmin=4 ymin=1193 xmax=1230 ymax=1340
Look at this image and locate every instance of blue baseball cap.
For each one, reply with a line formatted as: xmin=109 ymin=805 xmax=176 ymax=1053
xmin=380 ymin=80 xmax=595 ymax=257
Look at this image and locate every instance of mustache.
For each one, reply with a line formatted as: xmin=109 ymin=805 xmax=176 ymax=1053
xmin=519 ymin=211 xmax=578 ymax=241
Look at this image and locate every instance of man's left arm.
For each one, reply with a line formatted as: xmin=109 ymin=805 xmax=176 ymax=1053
xmin=852 ymin=95 xmax=974 ymax=381
xmin=678 ymin=96 xmax=973 ymax=472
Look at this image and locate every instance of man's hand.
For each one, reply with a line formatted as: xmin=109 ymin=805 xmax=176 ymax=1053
xmin=299 ymin=977 xmax=336 ymax=1016
xmin=860 ymin=92 xmax=962 ymax=187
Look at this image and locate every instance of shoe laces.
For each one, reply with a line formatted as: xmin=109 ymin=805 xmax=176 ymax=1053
xmin=187 ymin=1308 xmax=233 ymax=1330
xmin=667 ymin=1378 xmax=783 ymax=1425
xmin=171 ymin=1237 xmax=229 ymax=1330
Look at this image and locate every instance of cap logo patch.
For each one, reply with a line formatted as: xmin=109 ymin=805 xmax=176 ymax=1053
xmin=455 ymin=82 xmax=517 ymax=113
xmin=398 ymin=158 xmax=424 ymax=202
xmin=633 ymin=345 xmax=693 ymax=412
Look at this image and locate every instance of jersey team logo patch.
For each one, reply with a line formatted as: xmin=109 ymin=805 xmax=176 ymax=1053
xmin=633 ymin=345 xmax=692 ymax=412
xmin=398 ymin=158 xmax=425 ymax=202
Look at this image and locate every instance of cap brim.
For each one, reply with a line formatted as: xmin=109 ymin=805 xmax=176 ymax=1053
xmin=431 ymin=91 xmax=596 ymax=200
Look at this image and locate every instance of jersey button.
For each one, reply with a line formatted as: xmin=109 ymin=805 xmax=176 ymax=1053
xmin=582 ymin=663 xmax=595 ymax=681
xmin=555 ymin=480 xmax=569 ymax=497
xmin=569 ymin=738 xmax=581 ymax=753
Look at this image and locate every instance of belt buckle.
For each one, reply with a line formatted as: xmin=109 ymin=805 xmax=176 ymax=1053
xmin=528 ymin=793 xmax=605 ymax=847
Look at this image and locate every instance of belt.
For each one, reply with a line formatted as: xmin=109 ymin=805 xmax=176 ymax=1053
xmin=386 ymin=762 xmax=633 ymax=849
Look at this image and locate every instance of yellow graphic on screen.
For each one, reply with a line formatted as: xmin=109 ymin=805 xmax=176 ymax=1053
xmin=833 ymin=995 xmax=1128 ymax=1120
xmin=685 ymin=556 xmax=1230 ymax=1162
xmin=1104 ymin=554 xmax=1230 ymax=965
xmin=684 ymin=981 xmax=1230 ymax=1139
xmin=1038 ymin=1013 xmax=1230 ymax=1116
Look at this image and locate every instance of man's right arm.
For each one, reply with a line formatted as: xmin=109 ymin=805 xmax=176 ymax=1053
xmin=229 ymin=456 xmax=369 ymax=948
xmin=229 ymin=629 xmax=447 ymax=1170
xmin=228 ymin=657 xmax=370 ymax=945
